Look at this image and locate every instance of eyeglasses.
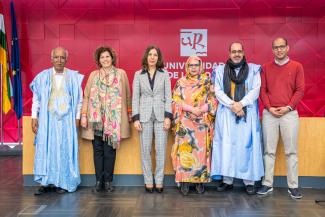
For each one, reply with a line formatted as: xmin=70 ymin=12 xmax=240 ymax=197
xmin=272 ymin=45 xmax=287 ymax=50
xmin=188 ymin=64 xmax=200 ymax=68
xmin=230 ymin=50 xmax=243 ymax=54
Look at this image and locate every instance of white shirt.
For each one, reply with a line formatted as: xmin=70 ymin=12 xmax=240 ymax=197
xmin=274 ymin=57 xmax=290 ymax=66
xmin=31 ymin=68 xmax=83 ymax=119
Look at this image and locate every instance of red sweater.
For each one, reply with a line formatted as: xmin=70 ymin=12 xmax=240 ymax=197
xmin=260 ymin=60 xmax=305 ymax=110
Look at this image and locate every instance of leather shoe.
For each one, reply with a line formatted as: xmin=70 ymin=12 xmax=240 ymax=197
xmin=145 ymin=185 xmax=154 ymax=193
xmin=34 ymin=186 xmax=47 ymax=196
xmin=217 ymin=183 xmax=233 ymax=192
xmin=246 ymin=185 xmax=256 ymax=195
xmin=95 ymin=181 xmax=103 ymax=192
xmin=104 ymin=182 xmax=114 ymax=192
xmin=155 ymin=187 xmax=164 ymax=193
xmin=56 ymin=187 xmax=67 ymax=194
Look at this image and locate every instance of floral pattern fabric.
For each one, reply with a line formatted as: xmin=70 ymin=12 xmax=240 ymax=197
xmin=172 ymin=71 xmax=217 ymax=183
xmin=88 ymin=67 xmax=122 ymax=149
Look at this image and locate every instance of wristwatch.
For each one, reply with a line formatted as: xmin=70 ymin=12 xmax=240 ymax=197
xmin=286 ymin=106 xmax=293 ymax=111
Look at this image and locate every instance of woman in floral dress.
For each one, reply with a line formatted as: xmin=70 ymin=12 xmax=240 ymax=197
xmin=172 ymin=55 xmax=217 ymax=195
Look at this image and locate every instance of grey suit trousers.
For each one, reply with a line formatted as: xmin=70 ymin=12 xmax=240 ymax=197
xmin=140 ymin=111 xmax=167 ymax=185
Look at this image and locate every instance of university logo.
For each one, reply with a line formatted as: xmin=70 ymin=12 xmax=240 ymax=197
xmin=180 ymin=29 xmax=207 ymax=56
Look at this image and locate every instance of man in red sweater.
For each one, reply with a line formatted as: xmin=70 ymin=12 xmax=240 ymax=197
xmin=257 ymin=37 xmax=305 ymax=199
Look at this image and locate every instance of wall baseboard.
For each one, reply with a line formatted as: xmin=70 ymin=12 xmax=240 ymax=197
xmin=23 ymin=175 xmax=325 ymax=189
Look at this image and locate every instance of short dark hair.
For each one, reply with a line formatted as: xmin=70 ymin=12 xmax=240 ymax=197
xmin=141 ymin=45 xmax=164 ymax=70
xmin=229 ymin=42 xmax=244 ymax=52
xmin=94 ymin=46 xmax=117 ymax=67
xmin=272 ymin=37 xmax=288 ymax=47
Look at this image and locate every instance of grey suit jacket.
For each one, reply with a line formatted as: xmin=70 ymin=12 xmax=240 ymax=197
xmin=132 ymin=69 xmax=172 ymax=122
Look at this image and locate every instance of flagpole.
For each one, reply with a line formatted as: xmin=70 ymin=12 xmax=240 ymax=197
xmin=17 ymin=117 xmax=20 ymax=145
xmin=0 ymin=63 xmax=3 ymax=146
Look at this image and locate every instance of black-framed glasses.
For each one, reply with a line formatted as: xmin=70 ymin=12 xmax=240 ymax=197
xmin=230 ymin=50 xmax=243 ymax=54
xmin=272 ymin=45 xmax=287 ymax=50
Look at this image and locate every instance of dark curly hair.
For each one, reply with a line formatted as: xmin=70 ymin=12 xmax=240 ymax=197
xmin=94 ymin=46 xmax=117 ymax=67
xmin=141 ymin=45 xmax=164 ymax=70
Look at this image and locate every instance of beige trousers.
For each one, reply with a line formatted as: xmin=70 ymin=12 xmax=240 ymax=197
xmin=262 ymin=109 xmax=299 ymax=188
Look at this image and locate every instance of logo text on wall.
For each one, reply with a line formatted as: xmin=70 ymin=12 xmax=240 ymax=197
xmin=180 ymin=29 xmax=207 ymax=57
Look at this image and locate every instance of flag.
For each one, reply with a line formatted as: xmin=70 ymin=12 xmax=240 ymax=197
xmin=0 ymin=2 xmax=12 ymax=114
xmin=10 ymin=1 xmax=22 ymax=119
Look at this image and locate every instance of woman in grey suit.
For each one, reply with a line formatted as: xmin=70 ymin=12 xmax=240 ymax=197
xmin=132 ymin=45 xmax=172 ymax=193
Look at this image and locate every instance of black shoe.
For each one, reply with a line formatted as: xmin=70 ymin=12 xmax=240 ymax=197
xmin=155 ymin=187 xmax=164 ymax=193
xmin=246 ymin=185 xmax=256 ymax=195
xmin=288 ymin=188 xmax=303 ymax=199
xmin=34 ymin=186 xmax=47 ymax=196
xmin=104 ymin=182 xmax=114 ymax=192
xmin=195 ymin=183 xmax=205 ymax=194
xmin=217 ymin=183 xmax=233 ymax=192
xmin=145 ymin=185 xmax=154 ymax=193
xmin=180 ymin=182 xmax=190 ymax=196
xmin=56 ymin=187 xmax=67 ymax=194
xmin=257 ymin=185 xmax=273 ymax=195
xmin=92 ymin=181 xmax=102 ymax=193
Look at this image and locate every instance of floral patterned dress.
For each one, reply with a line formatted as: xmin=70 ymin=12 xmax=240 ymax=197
xmin=171 ymin=72 xmax=217 ymax=183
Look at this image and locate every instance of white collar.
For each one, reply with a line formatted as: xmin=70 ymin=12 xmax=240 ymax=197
xmin=52 ymin=67 xmax=66 ymax=75
xmin=274 ymin=57 xmax=290 ymax=66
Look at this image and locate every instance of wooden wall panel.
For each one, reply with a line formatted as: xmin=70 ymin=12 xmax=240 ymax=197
xmin=23 ymin=117 xmax=325 ymax=176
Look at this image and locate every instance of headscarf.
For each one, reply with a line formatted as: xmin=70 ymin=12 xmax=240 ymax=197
xmin=172 ymin=55 xmax=215 ymax=123
xmin=183 ymin=55 xmax=205 ymax=86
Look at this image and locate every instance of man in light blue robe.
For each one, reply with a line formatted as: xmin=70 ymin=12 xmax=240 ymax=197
xmin=30 ymin=47 xmax=83 ymax=194
xmin=211 ymin=42 xmax=264 ymax=195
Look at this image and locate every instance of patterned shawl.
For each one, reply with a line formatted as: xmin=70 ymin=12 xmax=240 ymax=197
xmin=88 ymin=67 xmax=122 ymax=149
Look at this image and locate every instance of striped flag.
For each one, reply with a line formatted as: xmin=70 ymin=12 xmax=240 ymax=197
xmin=0 ymin=2 xmax=12 ymax=114
xmin=11 ymin=1 xmax=22 ymax=119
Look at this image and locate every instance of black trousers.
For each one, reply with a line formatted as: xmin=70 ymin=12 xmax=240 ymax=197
xmin=92 ymin=135 xmax=116 ymax=182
